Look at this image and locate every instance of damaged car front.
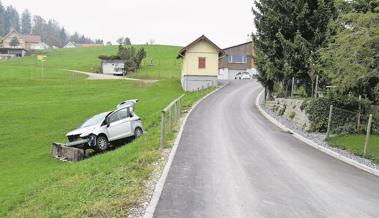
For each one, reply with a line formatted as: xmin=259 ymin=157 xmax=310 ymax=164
xmin=66 ymin=112 xmax=110 ymax=150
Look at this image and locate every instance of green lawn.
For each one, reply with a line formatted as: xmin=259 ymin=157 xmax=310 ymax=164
xmin=328 ymin=135 xmax=379 ymax=164
xmin=0 ymin=45 xmax=209 ymax=217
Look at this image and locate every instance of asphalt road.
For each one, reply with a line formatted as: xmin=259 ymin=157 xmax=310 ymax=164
xmin=153 ymin=80 xmax=379 ymax=218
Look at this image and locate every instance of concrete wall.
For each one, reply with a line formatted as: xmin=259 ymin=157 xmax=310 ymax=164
xmin=182 ymin=75 xmax=217 ymax=92
xmin=266 ymin=98 xmax=311 ymax=131
xmin=181 ymin=41 xmax=219 ymax=77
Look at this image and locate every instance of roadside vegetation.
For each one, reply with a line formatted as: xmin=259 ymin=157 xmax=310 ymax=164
xmin=254 ymin=0 xmax=378 ymax=157
xmin=329 ymin=135 xmax=379 ymax=164
xmin=0 ymin=45 xmax=209 ymax=217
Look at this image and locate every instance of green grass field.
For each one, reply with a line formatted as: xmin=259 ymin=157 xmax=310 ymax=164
xmin=328 ymin=135 xmax=379 ymax=164
xmin=0 ymin=45 xmax=209 ymax=217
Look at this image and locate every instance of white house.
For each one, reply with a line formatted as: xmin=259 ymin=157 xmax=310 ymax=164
xmin=30 ymin=42 xmax=50 ymax=50
xmin=101 ymin=60 xmax=126 ymax=75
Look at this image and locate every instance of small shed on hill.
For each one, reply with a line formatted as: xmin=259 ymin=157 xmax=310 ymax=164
xmin=177 ymin=35 xmax=224 ymax=91
xmin=101 ymin=59 xmax=126 ymax=75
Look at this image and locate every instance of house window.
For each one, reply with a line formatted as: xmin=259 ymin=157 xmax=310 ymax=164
xmin=198 ymin=57 xmax=206 ymax=69
xmin=228 ymin=55 xmax=248 ymax=64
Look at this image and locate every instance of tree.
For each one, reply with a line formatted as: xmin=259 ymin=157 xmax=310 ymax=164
xmin=124 ymin=37 xmax=131 ymax=45
xmin=59 ymin=27 xmax=67 ymax=47
xmin=32 ymin=15 xmax=46 ymax=35
xmin=0 ymin=1 xmax=6 ymax=36
xmin=5 ymin=5 xmax=19 ymax=32
xmin=10 ymin=36 xmax=19 ymax=47
xmin=135 ymin=48 xmax=146 ymax=69
xmin=253 ymin=0 xmax=336 ymax=97
xmin=318 ymin=2 xmax=379 ymax=102
xmin=21 ymin=9 xmax=31 ymax=34
xmin=117 ymin=37 xmax=124 ymax=45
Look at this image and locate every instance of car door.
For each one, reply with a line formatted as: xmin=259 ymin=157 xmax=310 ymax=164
xmin=106 ymin=108 xmax=132 ymax=141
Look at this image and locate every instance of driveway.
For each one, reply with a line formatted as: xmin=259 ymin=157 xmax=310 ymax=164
xmin=153 ymin=80 xmax=379 ymax=218
xmin=66 ymin=70 xmax=158 ymax=83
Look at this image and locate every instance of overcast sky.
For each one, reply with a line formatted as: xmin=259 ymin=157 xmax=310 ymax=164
xmin=4 ymin=0 xmax=255 ymax=48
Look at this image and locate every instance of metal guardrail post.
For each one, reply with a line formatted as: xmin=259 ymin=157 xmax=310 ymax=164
xmin=326 ymin=105 xmax=333 ymax=140
xmin=160 ymin=94 xmax=185 ymax=150
xmin=169 ymin=108 xmax=172 ymax=133
xmin=160 ymin=111 xmax=166 ymax=150
xmin=363 ymin=114 xmax=373 ymax=156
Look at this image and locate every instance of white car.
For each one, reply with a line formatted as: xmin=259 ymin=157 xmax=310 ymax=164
xmin=66 ymin=100 xmax=143 ymax=151
xmin=241 ymin=74 xmax=252 ymax=80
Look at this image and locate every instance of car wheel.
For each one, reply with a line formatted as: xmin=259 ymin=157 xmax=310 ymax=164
xmin=134 ymin=127 xmax=143 ymax=138
xmin=96 ymin=135 xmax=108 ymax=151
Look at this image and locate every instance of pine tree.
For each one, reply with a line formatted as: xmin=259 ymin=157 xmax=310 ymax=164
xmin=5 ymin=6 xmax=19 ymax=32
xmin=21 ymin=9 xmax=32 ymax=34
xmin=10 ymin=36 xmax=19 ymax=47
xmin=0 ymin=1 xmax=5 ymax=36
xmin=253 ymin=0 xmax=336 ymax=97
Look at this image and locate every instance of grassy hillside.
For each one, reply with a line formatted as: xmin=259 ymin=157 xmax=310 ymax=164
xmin=0 ymin=45 xmax=181 ymax=80
xmin=0 ymin=45 xmax=209 ymax=217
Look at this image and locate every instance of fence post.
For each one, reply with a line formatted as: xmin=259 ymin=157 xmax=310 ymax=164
xmin=326 ymin=105 xmax=333 ymax=140
xmin=357 ymin=95 xmax=362 ymax=132
xmin=363 ymin=114 xmax=373 ymax=157
xmin=160 ymin=111 xmax=166 ymax=150
xmin=169 ymin=108 xmax=172 ymax=133
xmin=314 ymin=75 xmax=319 ymax=98
xmin=291 ymin=77 xmax=295 ymax=98
xmin=176 ymin=101 xmax=180 ymax=122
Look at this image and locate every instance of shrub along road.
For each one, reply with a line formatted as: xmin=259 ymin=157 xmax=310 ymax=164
xmin=153 ymin=80 xmax=379 ymax=218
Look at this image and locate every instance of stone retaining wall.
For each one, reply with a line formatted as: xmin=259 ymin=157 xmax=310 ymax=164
xmin=265 ymin=98 xmax=311 ymax=131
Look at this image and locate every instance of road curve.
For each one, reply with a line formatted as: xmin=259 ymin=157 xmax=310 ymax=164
xmin=153 ymin=80 xmax=379 ymax=218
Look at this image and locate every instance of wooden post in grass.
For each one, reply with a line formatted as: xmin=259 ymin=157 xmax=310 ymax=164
xmin=363 ymin=114 xmax=373 ymax=157
xmin=160 ymin=111 xmax=166 ymax=150
xmin=326 ymin=105 xmax=333 ymax=140
xmin=357 ymin=95 xmax=362 ymax=132
xmin=314 ymin=75 xmax=319 ymax=98
xmin=291 ymin=77 xmax=295 ymax=98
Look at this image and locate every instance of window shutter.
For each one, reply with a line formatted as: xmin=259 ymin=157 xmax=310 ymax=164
xmin=198 ymin=57 xmax=206 ymax=69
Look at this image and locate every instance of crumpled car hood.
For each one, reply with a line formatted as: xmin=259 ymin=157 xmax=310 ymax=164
xmin=66 ymin=125 xmax=98 ymax=137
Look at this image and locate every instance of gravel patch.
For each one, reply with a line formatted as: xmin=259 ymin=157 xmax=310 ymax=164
xmin=260 ymin=97 xmax=378 ymax=171
xmin=128 ymin=148 xmax=171 ymax=218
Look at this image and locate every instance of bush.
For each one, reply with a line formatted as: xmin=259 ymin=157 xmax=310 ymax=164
xmin=306 ymin=94 xmax=371 ymax=132
xmin=300 ymin=99 xmax=310 ymax=111
xmin=293 ymin=86 xmax=307 ymax=98
xmin=288 ymin=111 xmax=296 ymax=120
xmin=278 ymin=104 xmax=287 ymax=116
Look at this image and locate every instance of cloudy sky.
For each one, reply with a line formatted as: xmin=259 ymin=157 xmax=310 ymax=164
xmin=4 ymin=0 xmax=255 ymax=48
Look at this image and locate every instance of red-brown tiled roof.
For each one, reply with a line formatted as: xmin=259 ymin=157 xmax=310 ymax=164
xmin=177 ymin=35 xmax=224 ymax=59
xmin=22 ymin=35 xmax=42 ymax=43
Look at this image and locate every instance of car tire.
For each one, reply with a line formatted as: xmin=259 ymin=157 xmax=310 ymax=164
xmin=96 ymin=135 xmax=108 ymax=151
xmin=134 ymin=127 xmax=143 ymax=138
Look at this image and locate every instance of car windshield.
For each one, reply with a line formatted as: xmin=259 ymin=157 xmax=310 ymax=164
xmin=80 ymin=112 xmax=109 ymax=128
